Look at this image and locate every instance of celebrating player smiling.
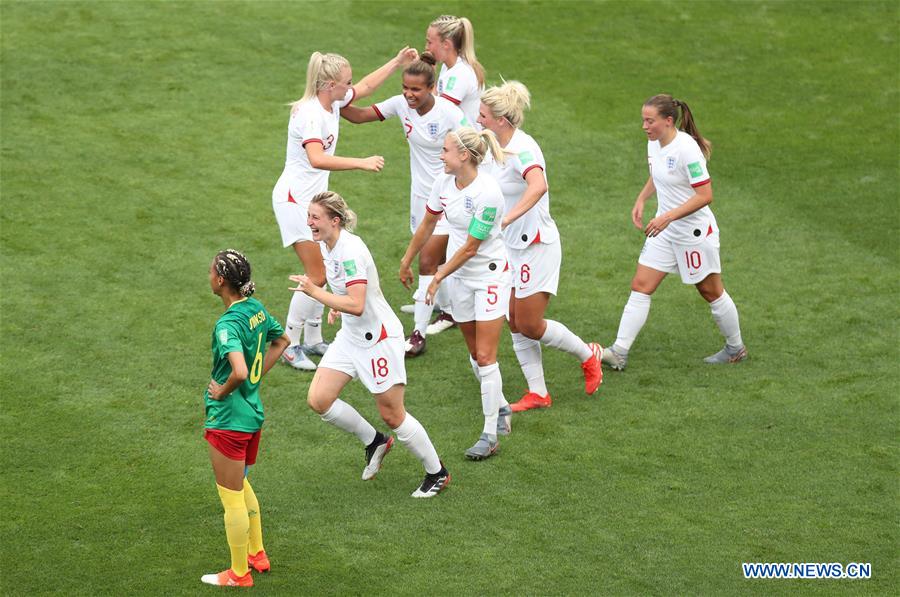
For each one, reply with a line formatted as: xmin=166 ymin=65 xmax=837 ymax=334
xmin=291 ymin=192 xmax=450 ymax=498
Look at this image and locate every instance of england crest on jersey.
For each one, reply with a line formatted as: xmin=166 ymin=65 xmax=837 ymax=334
xmin=667 ymin=156 xmax=677 ymax=170
xmin=428 ymin=122 xmax=439 ymax=138
xmin=464 ymin=196 xmax=474 ymax=212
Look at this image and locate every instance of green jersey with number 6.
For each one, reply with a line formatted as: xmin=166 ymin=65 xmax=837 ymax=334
xmin=205 ymin=297 xmax=285 ymax=432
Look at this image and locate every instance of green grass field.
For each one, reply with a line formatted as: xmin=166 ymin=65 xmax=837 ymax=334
xmin=2 ymin=0 xmax=898 ymax=594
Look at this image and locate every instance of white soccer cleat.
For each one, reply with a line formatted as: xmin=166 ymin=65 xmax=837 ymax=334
xmin=600 ymin=345 xmax=628 ymax=371
xmin=301 ymin=341 xmax=330 ymax=357
xmin=362 ymin=435 xmax=393 ymax=480
xmin=426 ymin=312 xmax=456 ymax=336
xmin=281 ymin=345 xmax=317 ymax=371
xmin=411 ymin=465 xmax=450 ymax=498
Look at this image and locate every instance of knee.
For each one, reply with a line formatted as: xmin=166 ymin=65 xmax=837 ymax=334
xmin=380 ymin=409 xmax=405 ymax=429
xmin=474 ymin=352 xmax=496 ymax=367
xmin=700 ymin=287 xmax=723 ymax=303
xmin=418 ymin=253 xmax=439 ymax=275
xmin=517 ymin=319 xmax=545 ymax=340
xmin=630 ymin=278 xmax=655 ymax=295
xmin=307 ymin=391 xmax=329 ymax=415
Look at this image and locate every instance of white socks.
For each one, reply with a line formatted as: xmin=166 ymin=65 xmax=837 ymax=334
xmin=511 ymin=332 xmax=547 ymax=396
xmin=286 ymin=292 xmax=305 ymax=345
xmin=478 ymin=363 xmax=502 ymax=436
xmin=435 ymin=282 xmax=452 ymax=315
xmin=320 ymin=400 xmax=376 ymax=446
xmin=287 ymin=288 xmax=324 ymax=346
xmin=709 ymin=291 xmax=743 ymax=348
xmin=614 ymin=291 xmax=652 ymax=352
xmin=468 ymin=355 xmax=480 ymax=381
xmin=413 ymin=275 xmax=434 ymax=336
xmin=539 ymin=320 xmax=592 ymax=362
xmin=393 ymin=413 xmax=441 ymax=474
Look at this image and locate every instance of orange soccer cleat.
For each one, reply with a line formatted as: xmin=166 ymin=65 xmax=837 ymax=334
xmin=200 ymin=568 xmax=254 ymax=587
xmin=582 ymin=343 xmax=604 ymax=394
xmin=248 ymin=550 xmax=270 ymax=573
xmin=510 ymin=392 xmax=552 ymax=412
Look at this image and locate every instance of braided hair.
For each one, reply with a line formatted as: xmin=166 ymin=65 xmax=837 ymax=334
xmin=213 ymin=249 xmax=255 ymax=297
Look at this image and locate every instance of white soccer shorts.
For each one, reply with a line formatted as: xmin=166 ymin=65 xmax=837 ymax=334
xmin=318 ymin=329 xmax=407 ymax=394
xmin=445 ymin=273 xmax=510 ymax=323
xmin=638 ymin=230 xmax=722 ymax=285
xmin=507 ymin=240 xmax=561 ymax=298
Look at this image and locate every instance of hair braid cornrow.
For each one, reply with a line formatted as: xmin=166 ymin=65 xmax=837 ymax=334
xmin=214 ymin=249 xmax=255 ymax=297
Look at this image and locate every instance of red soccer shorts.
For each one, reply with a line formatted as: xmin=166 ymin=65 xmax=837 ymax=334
xmin=205 ymin=428 xmax=261 ymax=465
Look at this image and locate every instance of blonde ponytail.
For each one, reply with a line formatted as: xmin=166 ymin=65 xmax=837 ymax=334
xmin=449 ymin=126 xmax=506 ymax=167
xmin=291 ymin=52 xmax=350 ymax=110
xmin=430 ymin=15 xmax=485 ymax=86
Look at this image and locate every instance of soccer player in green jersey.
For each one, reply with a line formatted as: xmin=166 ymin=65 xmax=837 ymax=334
xmin=201 ymin=249 xmax=290 ymax=588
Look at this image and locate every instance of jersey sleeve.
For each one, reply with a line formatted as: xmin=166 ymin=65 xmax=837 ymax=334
xmin=514 ymin=138 xmax=546 ymax=180
xmin=425 ymin=176 xmax=444 ymax=215
xmin=342 ymin=242 xmax=369 ymax=288
xmin=468 ymin=185 xmax=502 ymax=240
xmin=440 ymin=65 xmax=478 ymax=105
xmin=373 ymin=94 xmax=403 ymax=121
xmin=265 ymin=315 xmax=285 ymax=342
xmin=683 ymin=142 xmax=710 ymax=187
xmin=214 ymin=322 xmax=243 ymax=357
xmin=291 ymin=109 xmax=325 ymax=148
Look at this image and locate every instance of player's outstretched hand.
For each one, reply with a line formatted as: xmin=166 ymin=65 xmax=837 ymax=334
xmin=327 ymin=308 xmax=341 ymax=325
xmin=396 ymin=46 xmax=419 ymax=65
xmin=399 ymin=263 xmax=414 ymax=290
xmin=289 ymin=274 xmax=313 ymax=295
xmin=362 ymin=155 xmax=385 ymax=172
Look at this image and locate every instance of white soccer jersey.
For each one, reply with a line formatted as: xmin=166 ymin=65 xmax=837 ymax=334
xmin=373 ymin=95 xmax=467 ymax=201
xmin=425 ymin=172 xmax=507 ymax=280
xmin=321 ymin=231 xmax=403 ymax=348
xmin=437 ymin=58 xmax=482 ymax=128
xmin=485 ymin=129 xmax=560 ymax=250
xmin=648 ymin=130 xmax=717 ymax=245
xmin=277 ymin=88 xmax=356 ymax=206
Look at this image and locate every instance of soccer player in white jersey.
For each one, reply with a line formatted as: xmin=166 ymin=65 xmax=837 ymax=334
xmin=425 ymin=16 xmax=485 ymax=132
xmin=340 ymin=53 xmax=467 ymax=357
xmin=478 ymin=82 xmax=604 ymax=413
xmin=289 ymin=192 xmax=450 ymax=498
xmin=273 ymin=48 xmax=417 ymax=372
xmin=400 ymin=127 xmax=512 ymax=460
xmin=601 ymin=95 xmax=748 ymax=370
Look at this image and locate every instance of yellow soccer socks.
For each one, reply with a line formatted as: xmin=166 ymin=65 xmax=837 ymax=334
xmin=242 ymin=478 xmax=264 ymax=556
xmin=216 ymin=484 xmax=250 ymax=577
